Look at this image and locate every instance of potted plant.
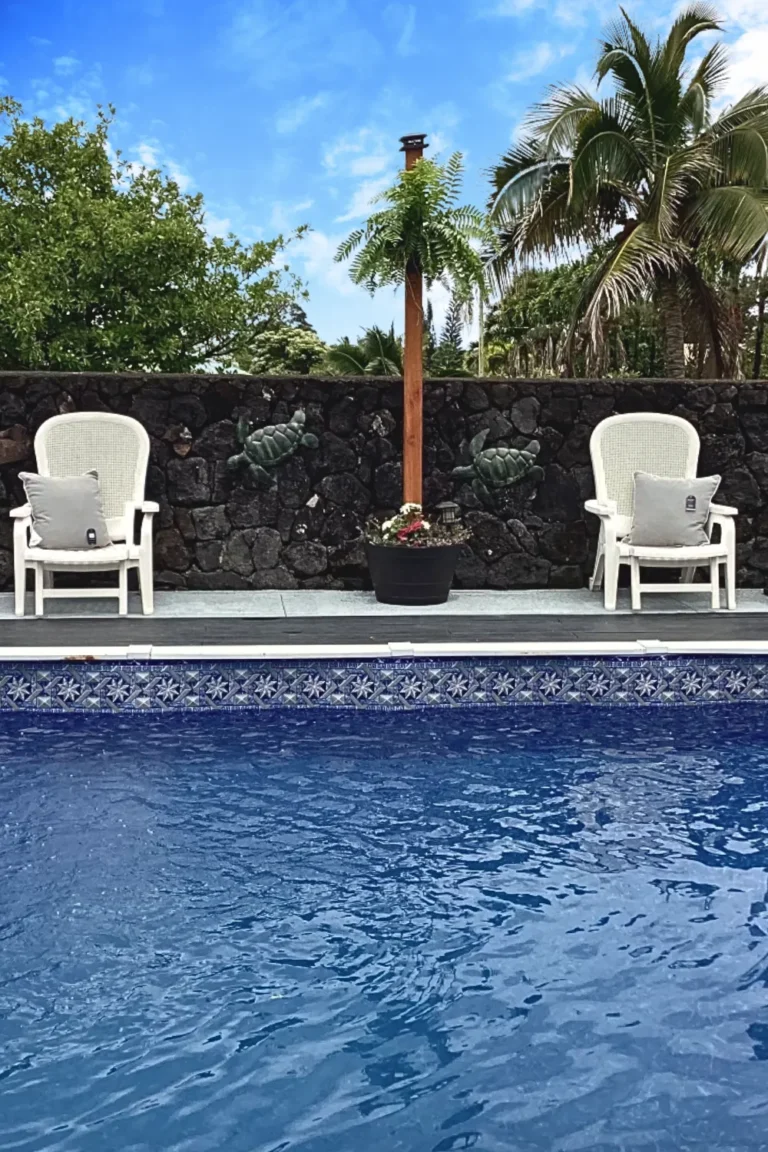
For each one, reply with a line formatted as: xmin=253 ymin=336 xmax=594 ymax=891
xmin=366 ymin=502 xmax=469 ymax=605
xmin=336 ymin=139 xmax=492 ymax=605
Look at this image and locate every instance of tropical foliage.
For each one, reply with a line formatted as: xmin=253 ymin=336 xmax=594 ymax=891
xmin=241 ymin=309 xmax=327 ymax=375
xmin=486 ymin=257 xmax=663 ymax=377
xmin=325 ymin=325 xmax=403 ymax=375
xmin=336 ymin=152 xmax=493 ymax=301
xmin=0 ymin=98 xmax=305 ymax=372
xmin=488 ymin=4 xmax=768 ymax=378
xmin=430 ymin=296 xmax=470 ymax=376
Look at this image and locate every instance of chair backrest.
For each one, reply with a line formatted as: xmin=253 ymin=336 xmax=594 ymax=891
xmin=591 ymin=413 xmax=700 ymax=518
xmin=34 ymin=413 xmax=149 ymax=540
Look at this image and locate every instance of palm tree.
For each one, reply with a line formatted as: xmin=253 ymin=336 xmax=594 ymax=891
xmin=325 ymin=325 xmax=403 ymax=375
xmin=336 ymin=144 xmax=492 ymax=503
xmin=488 ymin=4 xmax=768 ymax=378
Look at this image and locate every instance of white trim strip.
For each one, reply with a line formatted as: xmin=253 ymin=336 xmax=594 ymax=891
xmin=2 ymin=639 xmax=768 ymax=661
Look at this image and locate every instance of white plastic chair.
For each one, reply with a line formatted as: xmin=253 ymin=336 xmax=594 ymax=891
xmin=585 ymin=413 xmax=737 ymax=611
xmin=11 ymin=413 xmax=159 ymax=616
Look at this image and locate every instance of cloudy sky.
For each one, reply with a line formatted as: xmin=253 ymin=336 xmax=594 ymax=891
xmin=2 ymin=0 xmax=766 ymax=342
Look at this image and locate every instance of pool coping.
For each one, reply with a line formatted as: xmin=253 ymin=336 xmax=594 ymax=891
xmin=5 ymin=638 xmax=768 ymax=662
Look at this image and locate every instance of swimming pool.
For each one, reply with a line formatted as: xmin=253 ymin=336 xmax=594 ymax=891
xmin=2 ymin=705 xmax=768 ymax=1150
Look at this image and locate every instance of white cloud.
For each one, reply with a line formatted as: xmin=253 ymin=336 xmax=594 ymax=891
xmin=125 ymin=63 xmax=153 ymax=87
xmin=270 ymin=197 xmax=314 ymax=230
xmin=384 ymin=3 xmax=417 ymax=55
xmin=335 ymin=174 xmax=394 ymax=222
xmin=719 ymin=0 xmax=765 ymax=28
xmin=125 ymin=139 xmax=194 ymax=192
xmin=505 ymin=41 xmax=574 ymax=84
xmin=297 ymin=228 xmax=357 ymax=296
xmin=275 ymin=92 xmax=329 ymax=133
xmin=296 ymin=228 xmax=403 ymax=341
xmin=324 ymin=126 xmax=384 ymax=171
xmin=223 ymin=0 xmax=380 ymax=86
xmin=205 ymin=212 xmax=232 ymax=238
xmin=350 ymin=152 xmax=389 ymax=176
xmin=722 ymin=27 xmax=768 ymax=98
xmin=489 ymin=0 xmax=540 ymax=13
xmin=482 ymin=0 xmax=610 ymax=25
xmin=53 ymin=55 xmax=78 ymax=76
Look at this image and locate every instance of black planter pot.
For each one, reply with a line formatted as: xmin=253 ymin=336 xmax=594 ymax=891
xmin=365 ymin=541 xmax=461 ymax=606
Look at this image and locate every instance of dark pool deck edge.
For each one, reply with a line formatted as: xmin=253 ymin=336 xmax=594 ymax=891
xmin=2 ymin=612 xmax=768 ymax=655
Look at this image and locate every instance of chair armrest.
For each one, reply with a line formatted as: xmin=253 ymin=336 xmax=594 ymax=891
xmin=584 ymin=498 xmax=618 ymax=519
xmin=709 ymin=503 xmax=738 ymax=517
xmin=141 ymin=500 xmax=160 ymax=514
xmin=10 ymin=504 xmax=31 ymax=519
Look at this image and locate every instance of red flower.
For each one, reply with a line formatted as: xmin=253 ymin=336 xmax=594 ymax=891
xmin=396 ymin=519 xmax=425 ymax=541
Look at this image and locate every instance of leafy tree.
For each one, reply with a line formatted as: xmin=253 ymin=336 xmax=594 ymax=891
xmin=325 ymin=325 xmax=403 ymax=375
xmin=431 ymin=295 xmax=469 ymax=376
xmin=336 ymin=153 xmax=491 ymax=300
xmin=242 ymin=325 xmax=327 ymax=375
xmin=423 ymin=298 xmax=438 ymax=373
xmin=489 ymin=5 xmax=768 ymax=378
xmin=0 ymin=97 xmax=305 ymax=371
xmin=336 ymin=149 xmax=492 ymax=502
xmin=486 ymin=257 xmax=662 ymax=377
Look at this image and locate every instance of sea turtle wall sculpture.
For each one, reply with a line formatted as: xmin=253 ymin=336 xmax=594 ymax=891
xmin=452 ymin=428 xmax=544 ymax=504
xmin=227 ymin=409 xmax=318 ymax=485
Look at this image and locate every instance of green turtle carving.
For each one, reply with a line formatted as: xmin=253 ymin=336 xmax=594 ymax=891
xmin=227 ymin=409 xmax=318 ymax=485
xmin=452 ymin=429 xmax=544 ymax=504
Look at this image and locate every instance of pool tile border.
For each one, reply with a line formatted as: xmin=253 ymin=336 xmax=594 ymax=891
xmin=0 ymin=655 xmax=767 ymax=711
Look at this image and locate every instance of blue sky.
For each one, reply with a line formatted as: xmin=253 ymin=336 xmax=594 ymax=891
xmin=2 ymin=0 xmax=765 ymax=342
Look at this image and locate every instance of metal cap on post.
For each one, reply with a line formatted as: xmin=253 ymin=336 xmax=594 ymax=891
xmin=399 ymin=133 xmax=428 ymax=170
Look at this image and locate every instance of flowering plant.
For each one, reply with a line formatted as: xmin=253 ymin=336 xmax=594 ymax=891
xmin=366 ymin=503 xmax=469 ymax=548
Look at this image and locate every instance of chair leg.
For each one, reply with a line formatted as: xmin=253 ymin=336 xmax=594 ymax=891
xmin=34 ymin=566 xmax=44 ymax=617
xmin=604 ymin=547 xmax=619 ymax=611
xmin=710 ymin=558 xmax=720 ymax=610
xmin=630 ymin=557 xmax=641 ymax=611
xmin=139 ymin=549 xmax=154 ymax=615
xmin=43 ymin=570 xmax=53 ymax=589
xmin=681 ymin=566 xmax=696 ymax=584
xmin=14 ymin=549 xmax=26 ymax=617
xmin=726 ymin=554 xmax=736 ymax=610
xmin=118 ymin=564 xmax=128 ymax=616
xmin=589 ymin=527 xmax=605 ymax=592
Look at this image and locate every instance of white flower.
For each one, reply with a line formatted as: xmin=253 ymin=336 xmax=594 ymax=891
xmin=400 ymin=502 xmax=422 ymax=513
xmin=422 ymin=520 xmax=431 ymax=530
xmin=382 ymin=519 xmax=394 ymax=531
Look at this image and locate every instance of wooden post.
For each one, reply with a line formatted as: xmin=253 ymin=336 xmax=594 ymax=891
xmin=400 ymin=133 xmax=427 ymax=505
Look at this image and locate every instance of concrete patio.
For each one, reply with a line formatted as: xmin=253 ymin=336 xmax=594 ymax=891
xmin=2 ymin=588 xmax=768 ymax=659
xmin=3 ymin=587 xmax=768 ymax=619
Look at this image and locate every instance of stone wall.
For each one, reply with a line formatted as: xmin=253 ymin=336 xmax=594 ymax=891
xmin=0 ymin=372 xmax=767 ymax=591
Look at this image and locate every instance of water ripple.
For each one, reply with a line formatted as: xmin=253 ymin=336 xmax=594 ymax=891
xmin=1 ymin=705 xmax=768 ymax=1150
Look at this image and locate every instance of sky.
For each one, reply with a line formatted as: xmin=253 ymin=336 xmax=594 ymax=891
xmin=1 ymin=0 xmax=767 ymax=343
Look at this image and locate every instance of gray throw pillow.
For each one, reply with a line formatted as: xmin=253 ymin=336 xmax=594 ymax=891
xmin=625 ymin=472 xmax=721 ymax=547
xmin=20 ymin=470 xmax=111 ymax=549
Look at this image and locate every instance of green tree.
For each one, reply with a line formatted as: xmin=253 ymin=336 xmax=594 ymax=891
xmin=336 ymin=149 xmax=492 ymax=501
xmin=487 ymin=257 xmax=663 ymax=377
xmin=489 ymin=5 xmax=768 ymax=378
xmin=431 ymin=295 xmax=469 ymax=376
xmin=0 ymin=98 xmax=305 ymax=371
xmin=325 ymin=325 xmax=403 ymax=375
xmin=242 ymin=325 xmax=327 ymax=375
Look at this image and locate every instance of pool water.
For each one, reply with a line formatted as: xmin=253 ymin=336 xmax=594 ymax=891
xmin=2 ymin=706 xmax=768 ymax=1152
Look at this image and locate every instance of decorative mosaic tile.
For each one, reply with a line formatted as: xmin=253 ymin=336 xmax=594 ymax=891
xmin=0 ymin=657 xmax=767 ymax=712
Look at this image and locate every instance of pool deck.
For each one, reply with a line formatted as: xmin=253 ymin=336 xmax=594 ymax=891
xmin=3 ymin=588 xmax=768 ymax=660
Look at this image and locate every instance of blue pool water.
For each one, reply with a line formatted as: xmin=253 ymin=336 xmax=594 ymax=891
xmin=2 ymin=706 xmax=768 ymax=1151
